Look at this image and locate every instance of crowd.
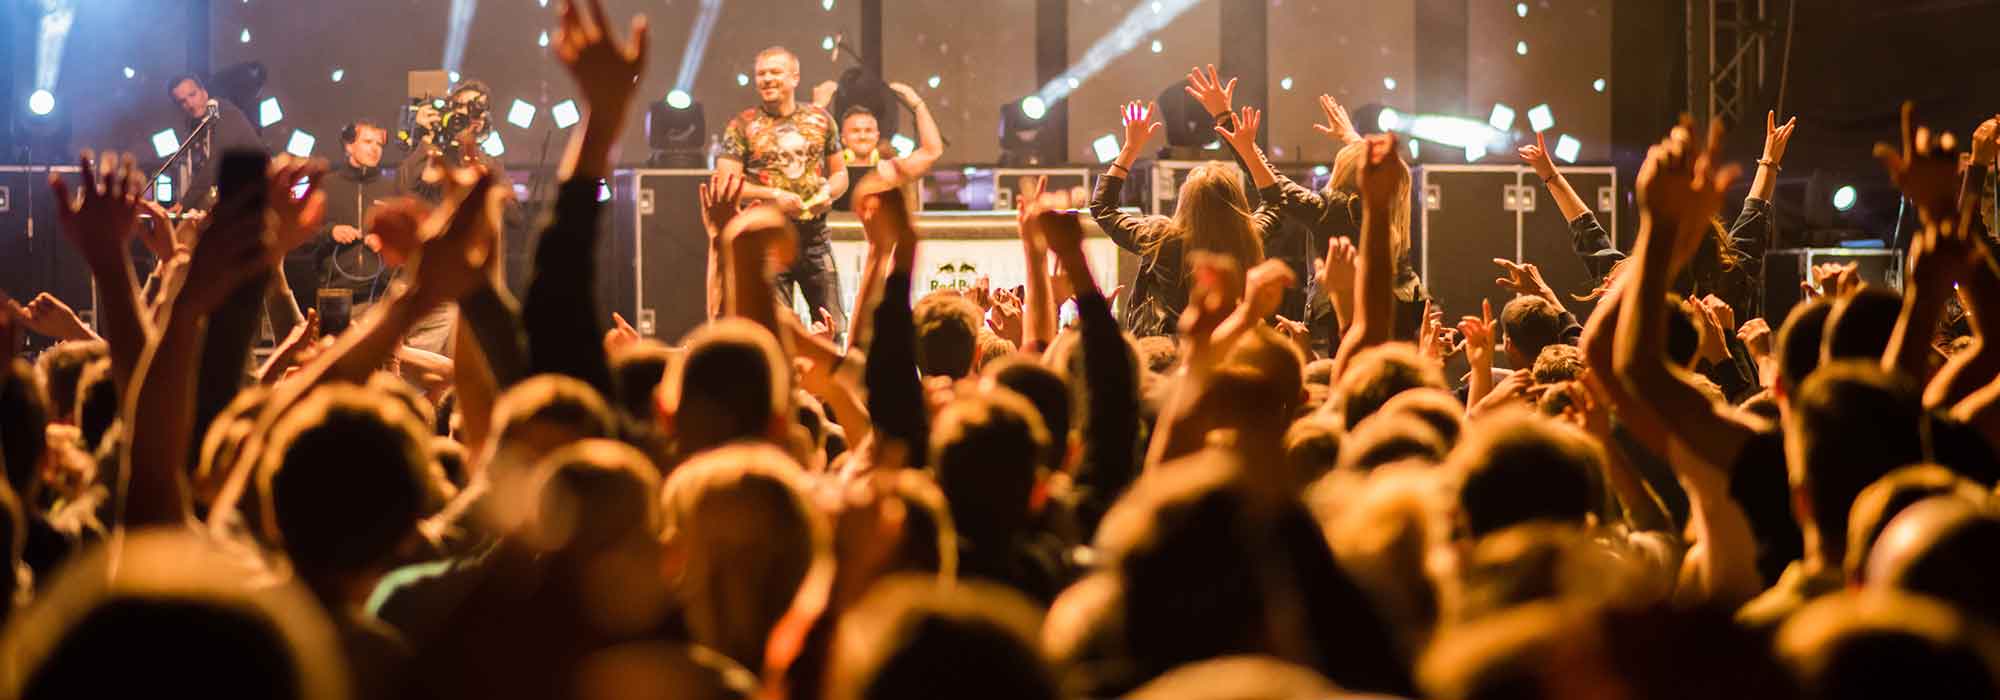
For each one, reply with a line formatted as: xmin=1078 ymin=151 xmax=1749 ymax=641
xmin=3 ymin=1 xmax=2000 ymax=698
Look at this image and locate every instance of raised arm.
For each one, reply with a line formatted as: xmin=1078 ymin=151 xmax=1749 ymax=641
xmin=856 ymin=180 xmax=929 ymax=466
xmin=121 ymin=190 xmax=272 ymax=526
xmin=701 ymin=171 xmax=746 ymax=323
xmin=1328 ymin=133 xmax=1406 ymax=380
xmin=1016 ymin=176 xmax=1059 ymax=352
xmin=1749 ymin=111 xmax=1796 ymax=205
xmin=722 ymin=206 xmax=800 ymax=339
xmin=522 ymin=0 xmax=650 ymax=397
xmin=48 ymin=151 xmax=149 ymax=392
xmin=1611 ymin=120 xmax=1758 ymax=476
xmin=1037 ymin=203 xmax=1138 ymax=535
xmin=885 ymin=82 xmax=944 ymax=182
xmin=1520 ymin=131 xmax=1592 ymax=223
xmin=1093 ymin=101 xmax=1162 ymax=253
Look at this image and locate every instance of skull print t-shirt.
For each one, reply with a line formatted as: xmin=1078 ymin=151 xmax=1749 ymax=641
xmin=720 ymin=103 xmax=842 ymax=209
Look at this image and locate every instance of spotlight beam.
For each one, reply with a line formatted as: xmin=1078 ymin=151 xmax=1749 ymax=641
xmin=1036 ymin=0 xmax=1202 ymax=106
xmin=443 ymin=0 xmax=479 ymax=77
xmin=35 ymin=0 xmax=78 ymax=93
xmin=673 ymin=0 xmax=725 ymax=93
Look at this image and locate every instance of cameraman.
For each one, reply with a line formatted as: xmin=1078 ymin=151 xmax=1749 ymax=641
xmin=398 ymin=79 xmax=498 ymax=202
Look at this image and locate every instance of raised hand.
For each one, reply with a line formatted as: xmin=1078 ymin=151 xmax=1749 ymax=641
xmin=986 ymin=287 xmax=1023 ymax=345
xmin=20 ymin=293 xmax=94 ymax=341
xmin=1493 ymin=257 xmax=1555 ymax=302
xmin=1015 ymin=175 xmax=1050 ymax=250
xmin=1317 ymin=236 xmax=1357 ymax=296
xmin=1693 ymin=296 xmax=1730 ymax=364
xmin=1517 ymin=130 xmax=1558 ymax=181
xmin=1358 ymin=133 xmax=1409 ymax=209
xmin=1034 ymin=207 xmax=1089 ymax=260
xmin=700 ymin=170 xmax=746 ymax=240
xmin=1762 ymin=110 xmax=1798 ymax=165
xmin=363 ymin=197 xmax=433 ymax=267
xmin=603 ymin=311 xmax=641 ymax=354
xmin=136 ymin=199 xmax=186 ymax=259
xmin=1214 ymin=105 xmax=1261 ymax=154
xmin=1120 ymin=101 xmax=1162 ymax=157
xmin=812 ymin=80 xmax=841 ymax=109
xmin=1315 ymin=95 xmax=1361 ymax=146
xmin=1183 ymin=64 xmax=1236 ymax=118
xmin=1636 ymin=116 xmax=1741 ymax=268
xmin=1973 ymin=116 xmax=2000 ymax=167
xmin=1415 ymin=299 xmax=1457 ymax=364
xmin=553 ymin=0 xmax=650 ymax=110
xmin=1872 ymin=102 xmax=1962 ymax=226
xmin=1736 ymin=317 xmax=1771 ymax=361
xmin=409 ymin=170 xmax=503 ymax=306
xmin=261 ymin=307 xmax=320 ymax=383
xmin=967 ymin=275 xmax=992 ymax=311
xmin=809 ymin=307 xmax=836 ymax=342
xmin=267 ymin=156 xmax=328 ymax=257
xmin=886 ymin=82 xmax=922 ymax=108
xmin=726 ymin=205 xmax=803 ymax=275
xmin=1242 ymin=258 xmax=1296 ymax=322
xmin=1458 ymin=300 xmax=1495 ymax=363
xmin=1699 ymin=294 xmax=1736 ymax=336
xmin=49 ymin=150 xmax=147 ymax=270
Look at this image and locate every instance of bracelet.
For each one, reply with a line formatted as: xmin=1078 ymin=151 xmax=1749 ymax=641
xmin=1107 ymin=163 xmax=1129 ymax=175
xmin=1757 ymin=158 xmax=1781 ymax=172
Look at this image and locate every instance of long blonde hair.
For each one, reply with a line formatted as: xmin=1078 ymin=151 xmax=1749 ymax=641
xmin=1330 ymin=141 xmax=1410 ymax=265
xmin=1139 ymin=161 xmax=1263 ymax=271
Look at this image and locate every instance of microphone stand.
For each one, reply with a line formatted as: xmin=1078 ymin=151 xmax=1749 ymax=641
xmin=144 ymin=110 xmax=222 ymax=200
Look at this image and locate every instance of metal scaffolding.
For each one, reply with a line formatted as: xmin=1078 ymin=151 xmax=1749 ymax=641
xmin=1689 ymin=0 xmax=1786 ymax=126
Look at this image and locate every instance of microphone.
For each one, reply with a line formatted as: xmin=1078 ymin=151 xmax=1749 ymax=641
xmin=830 ymin=32 xmax=843 ymax=63
xmin=204 ymin=98 xmax=220 ymax=119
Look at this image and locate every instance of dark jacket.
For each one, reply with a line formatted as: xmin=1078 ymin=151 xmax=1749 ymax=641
xmin=1087 ymin=173 xmax=1284 ymax=337
xmin=316 ymin=160 xmax=399 ymax=301
xmin=1263 ymin=173 xmax=1429 ymax=353
xmin=178 ymin=100 xmax=267 ymax=211
xmin=1568 ymin=196 xmax=1773 ymax=319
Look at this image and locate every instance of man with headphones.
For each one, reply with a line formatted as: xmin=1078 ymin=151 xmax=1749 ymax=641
xmin=313 ymin=119 xmax=398 ymax=331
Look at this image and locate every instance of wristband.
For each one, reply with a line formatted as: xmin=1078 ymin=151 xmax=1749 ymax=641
xmin=1757 ymin=158 xmax=1782 ymax=172
xmin=1107 ymin=163 xmax=1129 ymax=176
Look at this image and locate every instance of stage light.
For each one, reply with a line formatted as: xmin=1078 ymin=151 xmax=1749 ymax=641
xmin=1383 ymin=77 xmax=1397 ymax=91
xmin=1832 ymin=185 xmax=1857 ymax=212
xmin=1409 ymin=138 xmax=1421 ymax=159
xmin=155 ymin=175 xmax=173 ymax=203
xmin=27 ymin=90 xmax=54 ymax=116
xmin=891 ymin=134 xmax=916 ymax=157
xmin=822 ymin=36 xmax=835 ymax=51
xmin=1092 ymin=134 xmax=1121 ymax=163
xmin=1488 ymin=103 xmax=1515 ymax=132
xmin=331 ymin=69 xmax=345 ymax=82
xmin=737 ymin=73 xmax=749 ymax=86
xmin=481 ymin=132 xmax=505 ymax=157
xmin=1377 ymin=107 xmax=1401 ymax=131
xmin=1516 ymin=41 xmax=1528 ymax=56
xmin=673 ymin=0 xmax=723 ymax=98
xmin=538 ymin=0 xmax=547 ymax=6
xmin=285 ymin=130 xmax=316 ymax=157
xmin=1593 ymin=78 xmax=1606 ymax=92
xmin=1465 ymin=142 xmax=1487 ymax=163
xmin=259 ymin=97 xmax=283 ymax=127
xmin=1021 ymin=95 xmax=1047 ymax=121
xmin=1313 ymin=165 xmax=1329 ymax=177
xmin=648 ymin=98 xmax=707 ymax=167
xmin=538 ymin=30 xmax=549 ymax=48
xmin=1000 ymin=99 xmax=1056 ymax=166
xmin=1035 ymin=0 xmax=1201 ymax=105
xmin=1516 ymin=2 xmax=1527 ymax=17
xmin=822 ymin=0 xmax=834 ymax=9
xmin=1554 ymin=134 xmax=1581 ymax=163
xmin=123 ymin=67 xmax=135 ymax=79
xmin=928 ymin=75 xmax=941 ymax=89
xmin=1280 ymin=76 xmax=1294 ymax=91
xmin=449 ymin=71 xmax=461 ymax=83
xmin=507 ymin=99 xmax=535 ymax=128
xmin=552 ymin=100 xmax=580 ymax=128
xmin=151 ymin=129 xmax=179 ymax=158
xmin=1527 ymin=103 xmax=1554 ymax=132
xmin=239 ymin=28 xmax=251 ymax=43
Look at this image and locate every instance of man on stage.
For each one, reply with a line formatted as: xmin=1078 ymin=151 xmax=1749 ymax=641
xmin=165 ymin=74 xmax=265 ymax=211
xmin=716 ymin=46 xmax=850 ymax=340
xmin=315 ymin=119 xmax=397 ymax=323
